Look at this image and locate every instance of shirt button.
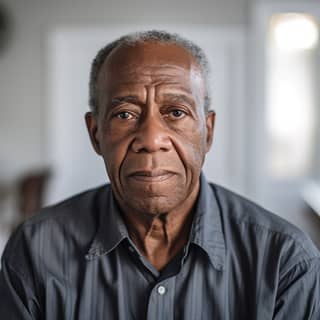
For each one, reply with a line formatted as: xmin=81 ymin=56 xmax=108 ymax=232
xmin=157 ymin=285 xmax=166 ymax=295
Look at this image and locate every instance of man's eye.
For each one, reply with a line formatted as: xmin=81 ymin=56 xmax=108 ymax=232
xmin=116 ymin=111 xmax=134 ymax=120
xmin=169 ymin=109 xmax=186 ymax=119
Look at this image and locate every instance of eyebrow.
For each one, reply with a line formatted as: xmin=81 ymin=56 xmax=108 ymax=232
xmin=160 ymin=93 xmax=195 ymax=106
xmin=111 ymin=95 xmax=140 ymax=106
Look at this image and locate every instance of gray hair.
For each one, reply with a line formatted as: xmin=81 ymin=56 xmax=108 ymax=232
xmin=88 ymin=30 xmax=211 ymax=114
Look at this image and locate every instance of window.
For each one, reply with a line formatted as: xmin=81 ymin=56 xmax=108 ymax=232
xmin=266 ymin=14 xmax=319 ymax=178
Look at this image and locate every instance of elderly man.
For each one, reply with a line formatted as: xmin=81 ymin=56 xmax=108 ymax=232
xmin=0 ymin=30 xmax=319 ymax=319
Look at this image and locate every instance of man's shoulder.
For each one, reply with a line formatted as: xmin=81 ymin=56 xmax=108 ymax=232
xmin=210 ymin=183 xmax=299 ymax=233
xmin=210 ymin=183 xmax=320 ymax=259
xmin=24 ymin=184 xmax=110 ymax=226
xmin=208 ymin=183 xmax=320 ymax=318
xmin=2 ymin=184 xmax=111 ymax=266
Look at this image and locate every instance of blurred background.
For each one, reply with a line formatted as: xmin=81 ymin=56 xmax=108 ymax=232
xmin=0 ymin=0 xmax=319 ymax=257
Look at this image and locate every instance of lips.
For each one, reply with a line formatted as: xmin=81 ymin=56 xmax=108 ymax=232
xmin=127 ymin=169 xmax=176 ymax=182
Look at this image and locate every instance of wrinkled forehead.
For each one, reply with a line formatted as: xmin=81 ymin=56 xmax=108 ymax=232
xmin=97 ymin=41 xmax=205 ymax=93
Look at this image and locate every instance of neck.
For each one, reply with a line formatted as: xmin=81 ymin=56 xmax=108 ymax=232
xmin=119 ymin=183 xmax=200 ymax=271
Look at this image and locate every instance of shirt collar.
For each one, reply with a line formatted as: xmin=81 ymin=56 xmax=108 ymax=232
xmin=189 ymin=173 xmax=226 ymax=271
xmin=85 ymin=187 xmax=129 ymax=260
xmin=86 ymin=173 xmax=226 ymax=271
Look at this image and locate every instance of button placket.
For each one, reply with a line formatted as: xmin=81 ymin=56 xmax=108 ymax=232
xmin=146 ymin=278 xmax=175 ymax=320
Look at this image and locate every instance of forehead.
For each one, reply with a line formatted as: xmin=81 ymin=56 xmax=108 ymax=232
xmin=104 ymin=41 xmax=199 ymax=71
xmin=97 ymin=42 xmax=204 ymax=94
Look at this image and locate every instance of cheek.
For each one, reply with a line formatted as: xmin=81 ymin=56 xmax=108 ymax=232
xmin=187 ymin=137 xmax=207 ymax=168
xmin=100 ymin=133 xmax=131 ymax=178
xmin=173 ymin=126 xmax=208 ymax=172
xmin=179 ymin=117 xmax=207 ymax=151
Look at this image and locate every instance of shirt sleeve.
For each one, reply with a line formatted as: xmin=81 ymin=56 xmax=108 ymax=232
xmin=0 ymin=260 xmax=40 ymax=319
xmin=273 ymin=258 xmax=320 ymax=319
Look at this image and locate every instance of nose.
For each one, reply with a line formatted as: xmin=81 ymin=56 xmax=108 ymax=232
xmin=131 ymin=115 xmax=172 ymax=153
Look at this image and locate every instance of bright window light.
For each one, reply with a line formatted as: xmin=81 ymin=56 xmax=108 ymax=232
xmin=272 ymin=14 xmax=319 ymax=51
xmin=267 ymin=14 xmax=319 ymax=178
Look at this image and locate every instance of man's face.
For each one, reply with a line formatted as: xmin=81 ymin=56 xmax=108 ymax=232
xmin=86 ymin=42 xmax=215 ymax=215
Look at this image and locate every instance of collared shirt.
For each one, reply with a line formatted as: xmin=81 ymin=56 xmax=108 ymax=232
xmin=0 ymin=174 xmax=319 ymax=319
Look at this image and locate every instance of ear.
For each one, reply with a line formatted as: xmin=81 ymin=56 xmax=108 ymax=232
xmin=205 ymin=110 xmax=216 ymax=152
xmin=85 ymin=112 xmax=102 ymax=155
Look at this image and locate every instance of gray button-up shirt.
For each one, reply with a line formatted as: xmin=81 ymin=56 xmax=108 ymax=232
xmin=0 ymin=175 xmax=320 ymax=319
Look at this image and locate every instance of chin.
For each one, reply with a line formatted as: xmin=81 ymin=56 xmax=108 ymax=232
xmin=127 ymin=196 xmax=180 ymax=216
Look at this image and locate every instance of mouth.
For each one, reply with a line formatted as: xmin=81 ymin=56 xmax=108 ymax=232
xmin=128 ymin=170 xmax=176 ymax=182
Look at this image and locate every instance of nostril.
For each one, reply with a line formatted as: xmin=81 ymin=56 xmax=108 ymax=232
xmin=131 ymin=136 xmax=172 ymax=153
xmin=131 ymin=142 xmax=149 ymax=153
xmin=131 ymin=131 xmax=172 ymax=153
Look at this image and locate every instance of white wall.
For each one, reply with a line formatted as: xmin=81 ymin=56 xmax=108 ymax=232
xmin=249 ymin=0 xmax=320 ymax=247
